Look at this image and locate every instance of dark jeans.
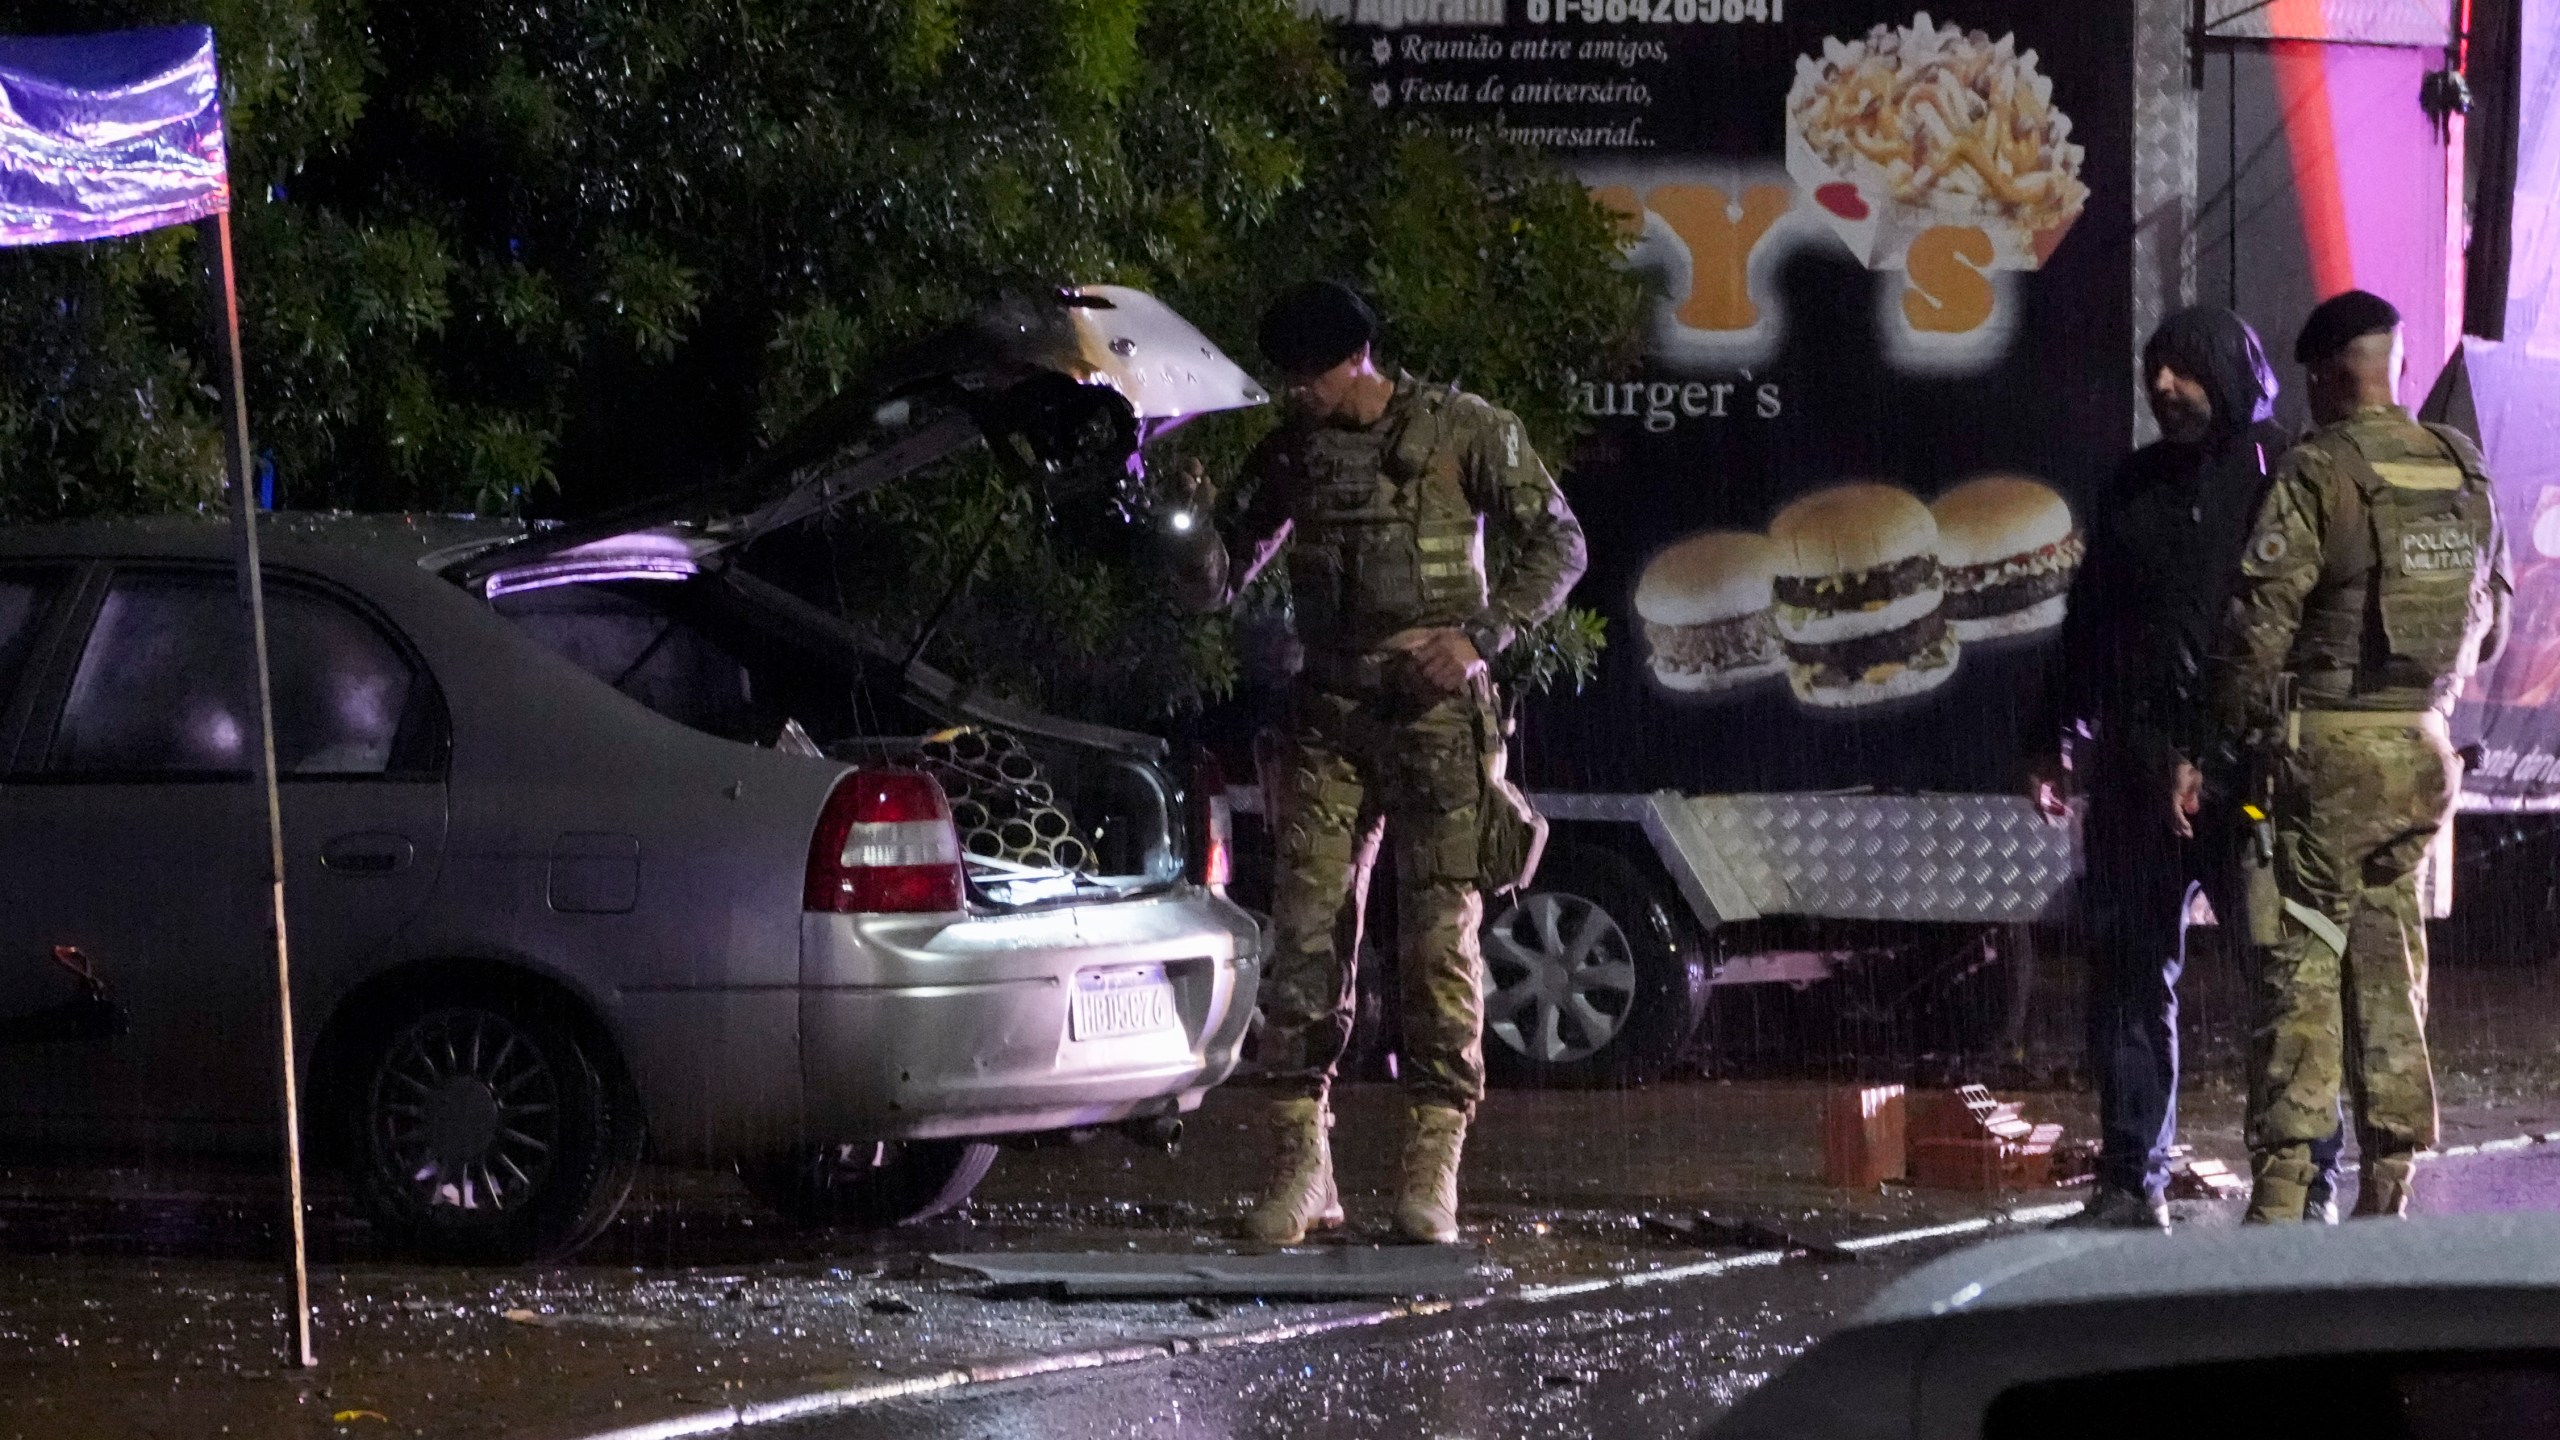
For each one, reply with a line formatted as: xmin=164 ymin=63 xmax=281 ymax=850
xmin=2083 ymin=776 xmax=2344 ymax=1199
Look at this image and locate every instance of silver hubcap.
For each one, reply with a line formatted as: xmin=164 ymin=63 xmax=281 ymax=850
xmin=1483 ymin=891 xmax=1638 ymax=1064
xmin=375 ymin=1010 xmax=561 ymax=1213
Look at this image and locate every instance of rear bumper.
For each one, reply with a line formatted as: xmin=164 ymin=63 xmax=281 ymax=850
xmin=798 ymin=887 xmax=1261 ymax=1142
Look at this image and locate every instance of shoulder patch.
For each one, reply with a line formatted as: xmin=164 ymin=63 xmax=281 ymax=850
xmin=2253 ymin=532 xmax=2289 ymax=565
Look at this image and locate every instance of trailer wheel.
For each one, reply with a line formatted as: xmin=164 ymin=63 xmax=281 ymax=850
xmin=1481 ymin=842 xmax=1709 ymax=1088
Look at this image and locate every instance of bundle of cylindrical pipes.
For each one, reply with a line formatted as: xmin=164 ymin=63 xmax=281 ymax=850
xmin=918 ymin=727 xmax=1093 ymax=872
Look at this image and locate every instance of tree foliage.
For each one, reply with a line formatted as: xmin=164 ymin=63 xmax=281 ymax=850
xmin=0 ymin=0 xmax=1642 ymax=723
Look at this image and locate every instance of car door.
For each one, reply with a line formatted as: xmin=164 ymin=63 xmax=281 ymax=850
xmin=0 ymin=562 xmax=101 ymax=1136
xmin=0 ymin=562 xmax=449 ymax=1149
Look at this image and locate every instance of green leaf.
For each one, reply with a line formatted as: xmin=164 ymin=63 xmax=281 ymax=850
xmin=0 ymin=0 xmax=1641 ymax=727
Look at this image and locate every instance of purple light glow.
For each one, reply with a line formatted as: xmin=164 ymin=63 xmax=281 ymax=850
xmin=483 ymin=561 xmax=698 ymax=599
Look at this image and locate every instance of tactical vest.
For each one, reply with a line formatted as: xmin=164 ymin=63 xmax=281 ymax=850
xmin=1288 ymin=381 xmax=1491 ymax=663
xmin=2289 ymin=416 xmax=2495 ymax=705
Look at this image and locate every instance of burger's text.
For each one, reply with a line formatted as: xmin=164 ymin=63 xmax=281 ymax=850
xmin=1575 ymin=377 xmax=1782 ymax=432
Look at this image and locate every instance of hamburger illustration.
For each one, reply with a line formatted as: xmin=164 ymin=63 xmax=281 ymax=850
xmin=1769 ymin=483 xmax=1960 ymax=709
xmin=1636 ymin=530 xmax=1787 ymax=696
xmin=1930 ymin=474 xmax=2084 ymax=641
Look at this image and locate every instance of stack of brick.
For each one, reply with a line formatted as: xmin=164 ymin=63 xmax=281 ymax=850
xmin=1818 ymin=1084 xmax=2251 ymax=1198
xmin=1821 ymin=1083 xmax=1909 ymax=1188
xmin=1905 ymin=1084 xmax=2063 ymax=1192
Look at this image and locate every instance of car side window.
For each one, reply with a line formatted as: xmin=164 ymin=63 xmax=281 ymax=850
xmin=52 ymin=571 xmax=423 ymax=778
xmin=0 ymin=570 xmax=58 ymax=708
xmin=494 ymin=583 xmax=760 ymax=740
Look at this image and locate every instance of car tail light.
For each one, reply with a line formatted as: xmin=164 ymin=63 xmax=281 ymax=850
xmin=1189 ymin=749 xmax=1232 ymax=894
xmin=805 ymin=768 xmax=966 ymax=914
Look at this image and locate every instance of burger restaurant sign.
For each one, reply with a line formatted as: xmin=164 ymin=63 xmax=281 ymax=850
xmin=1314 ymin=1 xmax=2134 ymax=795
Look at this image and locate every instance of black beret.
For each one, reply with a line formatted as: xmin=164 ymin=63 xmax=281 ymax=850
xmin=1258 ymin=280 xmax=1377 ymax=378
xmin=2293 ymin=289 xmax=2401 ymax=364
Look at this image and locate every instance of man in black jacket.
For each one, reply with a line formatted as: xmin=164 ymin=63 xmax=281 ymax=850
xmin=2032 ymin=307 xmax=2343 ymax=1229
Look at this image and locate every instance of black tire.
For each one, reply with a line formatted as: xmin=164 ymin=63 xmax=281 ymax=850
xmin=1481 ymin=841 xmax=1710 ymax=1088
xmin=742 ymin=1140 xmax=999 ymax=1228
xmin=347 ymin=997 xmax=643 ymax=1264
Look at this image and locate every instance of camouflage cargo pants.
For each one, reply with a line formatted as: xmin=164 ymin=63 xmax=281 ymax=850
xmin=1260 ymin=684 xmax=1491 ymax=1116
xmin=2247 ymin=711 xmax=2457 ymax=1220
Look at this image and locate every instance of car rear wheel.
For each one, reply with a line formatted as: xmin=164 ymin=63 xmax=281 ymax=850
xmin=1481 ymin=841 xmax=1710 ymax=1088
xmin=349 ymin=1000 xmax=643 ymax=1263
xmin=742 ymin=1140 xmax=999 ymax=1228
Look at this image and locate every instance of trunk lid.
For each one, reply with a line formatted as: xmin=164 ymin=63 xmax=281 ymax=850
xmin=436 ymin=285 xmax=1264 ymax=590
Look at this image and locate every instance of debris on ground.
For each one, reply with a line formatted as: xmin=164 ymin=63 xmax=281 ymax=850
xmin=2164 ymin=1147 xmax=2251 ymax=1200
xmin=2049 ymin=1137 xmax=2103 ymax=1185
xmin=1641 ymin=1211 xmax=1860 ymax=1262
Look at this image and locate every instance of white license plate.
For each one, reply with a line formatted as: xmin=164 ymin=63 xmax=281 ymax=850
xmin=1070 ymin=966 xmax=1178 ymax=1041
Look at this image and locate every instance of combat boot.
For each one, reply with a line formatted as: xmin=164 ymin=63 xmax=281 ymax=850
xmin=1242 ymin=1097 xmax=1343 ymax=1245
xmin=2245 ymin=1145 xmax=2317 ymax=1224
xmin=2352 ymin=1148 xmax=2417 ymax=1219
xmin=1393 ymin=1104 xmax=1469 ymax=1244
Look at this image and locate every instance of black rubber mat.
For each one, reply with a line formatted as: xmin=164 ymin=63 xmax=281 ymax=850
xmin=933 ymin=1245 xmax=1495 ymax=1298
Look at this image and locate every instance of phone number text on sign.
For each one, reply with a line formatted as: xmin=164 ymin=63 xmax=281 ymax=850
xmin=1530 ymin=0 xmax=1783 ymax=22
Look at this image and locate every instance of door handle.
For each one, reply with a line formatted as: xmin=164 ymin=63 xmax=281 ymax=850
xmin=321 ymin=832 xmax=415 ymax=875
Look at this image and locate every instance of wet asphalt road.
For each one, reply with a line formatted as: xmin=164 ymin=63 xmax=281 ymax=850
xmin=12 ymin=1071 xmax=2560 ymax=1438
xmin=771 ymin=1142 xmax=2560 ymax=1440
xmin=2415 ymin=1141 xmax=2560 ymax=1216
xmin=777 ymin=1249 xmax=1931 ymax=1440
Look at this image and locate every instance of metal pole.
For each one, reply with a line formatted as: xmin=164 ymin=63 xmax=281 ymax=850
xmin=2228 ymin=47 xmax=2239 ymax=308
xmin=198 ymin=206 xmax=317 ymax=1371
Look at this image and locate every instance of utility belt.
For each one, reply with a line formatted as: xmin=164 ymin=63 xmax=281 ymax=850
xmin=2290 ymin=663 xmax=2452 ymax=715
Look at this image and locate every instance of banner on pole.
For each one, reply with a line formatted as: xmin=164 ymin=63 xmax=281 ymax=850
xmin=0 ymin=24 xmax=227 ymax=246
xmin=0 ymin=20 xmax=306 ymax=1363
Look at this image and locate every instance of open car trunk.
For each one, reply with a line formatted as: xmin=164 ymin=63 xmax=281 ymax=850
xmin=492 ymin=567 xmax=1189 ymax=910
xmin=444 ymin=284 xmax=1264 ymax=910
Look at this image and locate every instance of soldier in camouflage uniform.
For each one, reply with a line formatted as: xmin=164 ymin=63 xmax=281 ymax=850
xmin=1168 ymin=281 xmax=1586 ymax=1244
xmin=2210 ymin=291 xmax=2511 ymax=1222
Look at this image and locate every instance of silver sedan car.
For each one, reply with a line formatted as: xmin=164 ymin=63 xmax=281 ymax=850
xmin=0 ymin=287 xmax=1266 ymax=1261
